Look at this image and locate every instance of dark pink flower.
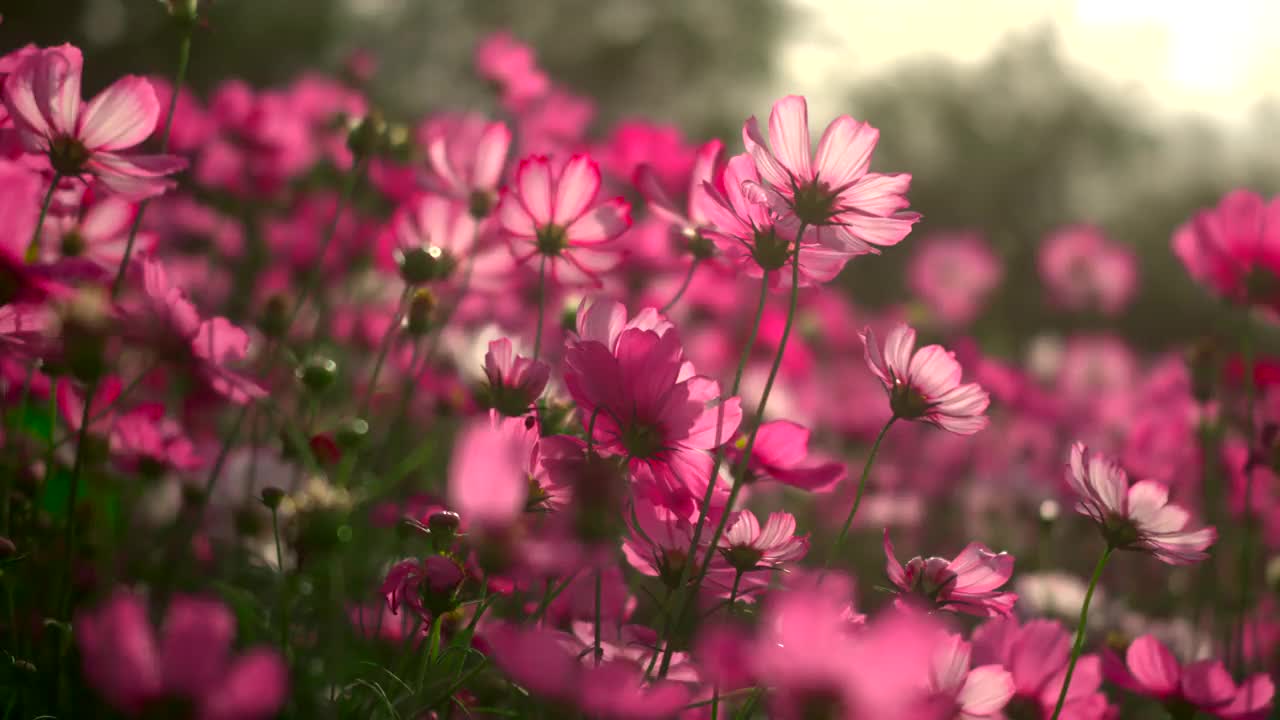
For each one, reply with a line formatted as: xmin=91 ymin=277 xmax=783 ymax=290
xmin=1103 ymin=634 xmax=1273 ymax=719
xmin=923 ymin=633 xmax=1014 ymax=720
xmin=971 ymin=617 xmax=1111 ymax=720
xmin=1067 ymin=442 xmax=1217 ymax=565
xmin=1173 ymin=190 xmax=1280 ymax=312
xmin=742 ymin=94 xmax=919 ymax=254
xmin=907 ymin=232 xmax=1003 ymax=327
xmin=75 ymin=590 xmax=287 ymax=719
xmin=447 ymin=414 xmax=532 ymax=528
xmin=497 ymin=154 xmax=631 ymax=287
xmin=883 ymin=529 xmax=1017 ymax=617
xmin=379 ymin=554 xmax=465 ymax=622
xmin=2 ymin=45 xmax=186 ymax=199
xmin=481 ymin=337 xmax=549 ymax=417
xmin=1039 ymin=225 xmax=1137 ymax=315
xmin=861 ymin=323 xmax=990 ymax=434
xmin=732 ymin=419 xmax=845 ymax=492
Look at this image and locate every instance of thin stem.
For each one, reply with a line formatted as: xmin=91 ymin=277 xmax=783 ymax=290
xmin=709 ymin=572 xmax=744 ymax=720
xmin=823 ymin=416 xmax=897 ymax=572
xmin=660 ymin=258 xmax=700 ymax=315
xmin=111 ymin=29 xmax=192 ymax=298
xmin=530 ymin=571 xmax=579 ymax=623
xmin=531 ymin=255 xmax=548 ymax=361
xmin=59 ymin=377 xmax=100 ymax=617
xmin=287 ymin=157 xmax=367 ymax=337
xmin=660 ymin=222 xmax=808 ymax=677
xmin=1049 ymin=545 xmax=1111 ymax=720
xmin=271 ymin=507 xmax=288 ymax=654
xmin=2 ymin=363 xmax=36 ymax=536
xmin=592 ymin=569 xmax=603 ymax=667
xmin=358 ymin=286 xmax=411 ymax=417
xmin=26 ymin=173 xmax=61 ymax=263
xmin=1235 ymin=312 xmax=1257 ymax=673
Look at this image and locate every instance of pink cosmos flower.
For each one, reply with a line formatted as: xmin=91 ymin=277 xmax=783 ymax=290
xmin=922 ymin=633 xmax=1015 ymax=720
xmin=883 ymin=530 xmax=1017 ymax=617
xmin=497 ymin=154 xmax=631 ymax=287
xmin=563 ymin=298 xmax=741 ymax=517
xmin=58 ymin=377 xmax=201 ymax=473
xmin=701 ymin=153 xmax=852 ymax=288
xmin=74 ymin=590 xmax=287 ymax=720
xmin=861 ymin=323 xmax=990 ymax=434
xmin=378 ymin=193 xmax=477 ymax=284
xmin=1039 ymin=225 xmax=1137 ymax=315
xmin=1066 ymin=442 xmax=1217 ymax=565
xmin=423 ymin=114 xmax=511 ymax=216
xmin=907 ymin=232 xmax=1003 ymax=327
xmin=380 ymin=554 xmax=465 ymax=622
xmin=2 ymin=45 xmax=186 ymax=199
xmin=729 ymin=419 xmax=845 ymax=492
xmin=481 ymin=337 xmax=549 ymax=417
xmin=447 ymin=413 xmax=532 ymax=528
xmin=41 ymin=196 xmax=156 ymax=272
xmin=971 ymin=617 xmax=1111 ymax=720
xmin=1173 ymin=190 xmax=1280 ymax=312
xmin=717 ymin=510 xmax=808 ymax=573
xmin=635 ymin=138 xmax=723 ymax=245
xmin=742 ymin=94 xmax=919 ymax=254
xmin=1103 ymin=634 xmax=1273 ymax=719
xmin=474 ymin=32 xmax=550 ymax=109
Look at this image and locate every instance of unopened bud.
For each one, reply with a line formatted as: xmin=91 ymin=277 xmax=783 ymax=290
xmin=396 ymin=245 xmax=455 ymax=286
xmin=427 ymin=510 xmax=460 ymax=551
xmin=61 ymin=289 xmax=111 ymax=382
xmin=261 ymin=486 xmax=285 ymax=510
xmin=404 ymin=289 xmax=436 ymax=336
xmin=346 ymin=111 xmax=387 ymax=158
xmin=335 ymin=417 xmax=369 ymax=449
xmin=297 ymin=356 xmax=339 ymax=394
xmin=259 ymin=294 xmax=290 ymax=339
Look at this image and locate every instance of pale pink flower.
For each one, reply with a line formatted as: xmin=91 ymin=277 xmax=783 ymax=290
xmin=481 ymin=337 xmax=550 ymax=417
xmin=718 ymin=510 xmax=808 ymax=573
xmin=378 ymin=193 xmax=477 ymax=284
xmin=907 ymin=232 xmax=1003 ymax=327
xmin=2 ymin=45 xmax=186 ymax=199
xmin=447 ymin=414 xmax=531 ymax=528
xmin=861 ymin=323 xmax=990 ymax=434
xmin=1103 ymin=634 xmax=1273 ymax=719
xmin=423 ymin=113 xmax=511 ymax=216
xmin=883 ymin=530 xmax=1017 ymax=617
xmin=730 ymin=419 xmax=845 ymax=492
xmin=1173 ymin=190 xmax=1280 ymax=312
xmin=742 ymin=94 xmax=919 ymax=255
xmin=635 ymin=138 xmax=723 ymax=243
xmin=1066 ymin=442 xmax=1217 ymax=565
xmin=497 ymin=154 xmax=631 ymax=287
xmin=971 ymin=617 xmax=1112 ymax=720
xmin=1039 ymin=225 xmax=1137 ymax=315
xmin=41 ymin=196 xmax=155 ymax=272
xmin=923 ymin=633 xmax=1015 ymax=720
xmin=74 ymin=590 xmax=287 ymax=720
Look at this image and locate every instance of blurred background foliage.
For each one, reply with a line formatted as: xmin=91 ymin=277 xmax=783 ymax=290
xmin=4 ymin=0 xmax=1278 ymax=353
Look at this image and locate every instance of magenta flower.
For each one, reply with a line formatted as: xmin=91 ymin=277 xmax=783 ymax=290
xmin=1173 ymin=190 xmax=1280 ymax=312
xmin=563 ymin=298 xmax=741 ymax=516
xmin=497 ymin=154 xmax=631 ymax=287
xmin=971 ymin=617 xmax=1112 ymax=720
xmin=481 ymin=337 xmax=549 ymax=417
xmin=1066 ymin=442 xmax=1217 ymax=565
xmin=883 ymin=529 xmax=1017 ymax=617
xmin=75 ymin=590 xmax=287 ymax=720
xmin=474 ymin=32 xmax=550 ymax=109
xmin=1103 ymin=634 xmax=1274 ymax=719
xmin=907 ymin=232 xmax=1003 ymax=327
xmin=730 ymin=419 xmax=845 ymax=492
xmin=923 ymin=633 xmax=1015 ymax=720
xmin=861 ymin=323 xmax=990 ymax=435
xmin=58 ymin=377 xmax=201 ymax=473
xmin=742 ymin=94 xmax=919 ymax=253
xmin=379 ymin=193 xmax=477 ymax=284
xmin=2 ymin=45 xmax=186 ymax=199
xmin=1039 ymin=225 xmax=1138 ymax=315
xmin=718 ymin=510 xmax=808 ymax=573
xmin=701 ymin=153 xmax=852 ymax=288
xmin=447 ymin=413 xmax=532 ymax=528
xmin=424 ymin=114 xmax=511 ymax=216
xmin=379 ymin=554 xmax=465 ymax=622
xmin=635 ymin=138 xmax=723 ymax=245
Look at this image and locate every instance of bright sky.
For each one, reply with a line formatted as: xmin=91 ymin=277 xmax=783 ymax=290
xmin=777 ymin=0 xmax=1280 ymax=128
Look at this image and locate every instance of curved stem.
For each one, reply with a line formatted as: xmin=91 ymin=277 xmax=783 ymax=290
xmin=660 ymin=258 xmax=700 ymax=315
xmin=358 ymin=286 xmax=411 ymax=417
xmin=659 ymin=222 xmax=808 ymax=677
xmin=823 ymin=416 xmax=897 ymax=573
xmin=59 ymin=377 xmax=100 ymax=617
xmin=531 ymin=255 xmax=548 ymax=361
xmin=111 ymin=29 xmax=192 ymax=298
xmin=26 ymin=173 xmax=61 ymax=263
xmin=1049 ymin=545 xmax=1111 ymax=720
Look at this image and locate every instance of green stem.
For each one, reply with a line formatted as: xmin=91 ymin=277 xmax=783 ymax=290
xmin=26 ymin=173 xmax=61 ymax=263
xmin=823 ymin=416 xmax=897 ymax=573
xmin=59 ymin=377 xmax=100 ymax=617
xmin=271 ymin=507 xmax=288 ymax=654
xmin=1235 ymin=313 xmax=1257 ymax=673
xmin=358 ymin=286 xmax=411 ymax=418
xmin=111 ymin=29 xmax=192 ymax=298
xmin=1049 ymin=545 xmax=1111 ymax=720
xmin=592 ymin=569 xmax=603 ymax=666
xmin=426 ymin=614 xmax=444 ymax=666
xmin=660 ymin=258 xmax=700 ymax=315
xmin=531 ymin=255 xmax=548 ymax=361
xmin=659 ymin=222 xmax=808 ymax=678
xmin=709 ymin=572 xmax=742 ymax=720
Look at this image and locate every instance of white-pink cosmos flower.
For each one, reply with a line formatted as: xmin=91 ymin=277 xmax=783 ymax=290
xmin=925 ymin=633 xmax=1015 ymax=720
xmin=742 ymin=94 xmax=919 ymax=256
xmin=423 ymin=114 xmax=510 ymax=217
xmin=1066 ymin=443 xmax=1217 ymax=565
xmin=718 ymin=510 xmax=808 ymax=573
xmin=860 ymin=323 xmax=990 ymax=435
xmin=497 ymin=153 xmax=631 ymax=287
xmin=2 ymin=45 xmax=186 ymax=199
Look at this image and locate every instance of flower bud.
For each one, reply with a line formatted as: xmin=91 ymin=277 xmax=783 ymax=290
xmin=60 ymin=289 xmax=111 ymax=383
xmin=296 ymin=356 xmax=339 ymax=394
xmin=259 ymin=294 xmax=290 ymax=339
xmin=468 ymin=189 xmax=496 ymax=219
xmin=261 ymin=486 xmax=285 ymax=510
xmin=404 ymin=289 xmax=436 ymax=336
xmin=396 ymin=245 xmax=455 ymax=285
xmin=346 ymin=111 xmax=388 ymax=159
xmin=335 ymin=417 xmax=370 ymax=450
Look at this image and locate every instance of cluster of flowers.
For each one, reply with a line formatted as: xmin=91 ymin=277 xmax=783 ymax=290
xmin=0 ymin=16 xmax=1276 ymax=720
